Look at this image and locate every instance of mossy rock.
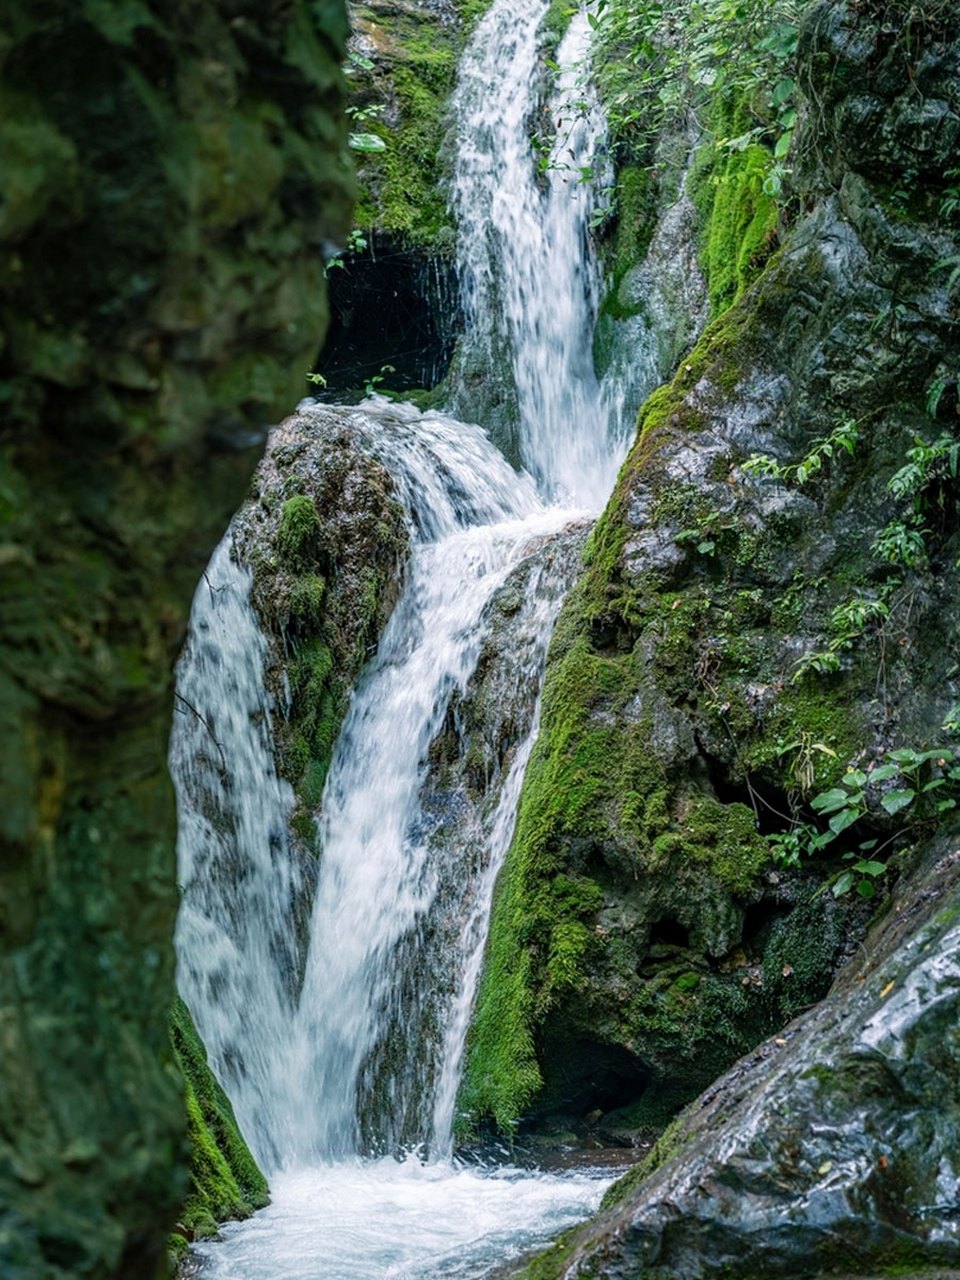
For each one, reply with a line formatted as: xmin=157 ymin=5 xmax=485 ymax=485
xmin=231 ymin=409 xmax=409 ymax=860
xmin=169 ymin=998 xmax=269 ymax=1239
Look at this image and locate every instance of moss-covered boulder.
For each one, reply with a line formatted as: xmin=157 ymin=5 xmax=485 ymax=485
xmin=231 ymin=408 xmax=409 ymax=854
xmin=512 ymin=828 xmax=960 ymax=1278
xmin=0 ymin=1 xmax=351 ymax=1275
xmin=462 ymin=0 xmax=960 ymax=1141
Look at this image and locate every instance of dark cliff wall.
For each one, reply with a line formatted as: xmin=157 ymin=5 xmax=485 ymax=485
xmin=0 ymin=2 xmax=352 ymax=1275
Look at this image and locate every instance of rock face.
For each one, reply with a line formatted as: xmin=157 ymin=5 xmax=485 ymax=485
xmin=0 ymin=2 xmax=351 ymax=1276
xmin=464 ymin=0 xmax=960 ymax=1165
xmin=513 ymin=831 xmax=960 ymax=1278
xmin=232 ymin=408 xmax=409 ymax=856
xmin=476 ymin=0 xmax=960 ymax=1270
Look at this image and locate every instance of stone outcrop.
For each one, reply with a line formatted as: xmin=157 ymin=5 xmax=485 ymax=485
xmin=510 ymin=830 xmax=960 ymax=1278
xmin=464 ymin=0 xmax=960 ymax=1166
xmin=0 ymin=2 xmax=351 ymax=1275
xmin=476 ymin=0 xmax=960 ymax=1270
xmin=232 ymin=407 xmax=409 ymax=855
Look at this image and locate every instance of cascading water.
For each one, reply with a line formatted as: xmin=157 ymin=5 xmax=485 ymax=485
xmin=171 ymin=0 xmax=677 ymax=1274
xmin=451 ymin=0 xmax=625 ymax=503
xmin=172 ymin=541 xmax=305 ymax=1168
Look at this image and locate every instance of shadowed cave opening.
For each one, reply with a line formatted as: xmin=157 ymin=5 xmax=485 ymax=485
xmin=311 ymin=238 xmax=461 ymax=396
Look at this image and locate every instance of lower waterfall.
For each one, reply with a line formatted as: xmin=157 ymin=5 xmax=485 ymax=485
xmin=170 ymin=0 xmax=678 ymax=1272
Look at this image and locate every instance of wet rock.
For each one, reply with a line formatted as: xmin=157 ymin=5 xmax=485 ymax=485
xmin=464 ymin=0 xmax=960 ymax=1165
xmin=0 ymin=1 xmax=351 ymax=1275
xmin=509 ymin=832 xmax=960 ymax=1278
xmin=231 ymin=407 xmax=409 ymax=855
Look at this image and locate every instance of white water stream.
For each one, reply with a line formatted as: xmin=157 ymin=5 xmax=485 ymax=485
xmin=171 ymin=1 xmax=665 ymax=1274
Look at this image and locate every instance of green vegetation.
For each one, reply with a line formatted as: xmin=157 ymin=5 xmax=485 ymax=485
xmin=346 ymin=0 xmax=499 ymax=247
xmin=169 ymin=998 xmax=269 ymax=1250
xmin=686 ymin=101 xmax=778 ymax=314
xmin=591 ymin=0 xmax=799 ymax=318
xmin=277 ymin=495 xmax=322 ymax=571
xmin=766 ymin=749 xmax=960 ymax=897
xmin=458 ymin=291 xmax=859 ymax=1133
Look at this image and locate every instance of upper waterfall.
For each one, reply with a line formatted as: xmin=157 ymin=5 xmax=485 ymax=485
xmin=451 ymin=3 xmax=626 ymax=508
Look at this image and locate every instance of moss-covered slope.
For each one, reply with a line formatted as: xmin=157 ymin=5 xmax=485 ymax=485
xmin=462 ymin=0 xmax=960 ymax=1141
xmin=168 ymin=1000 xmax=269 ymax=1258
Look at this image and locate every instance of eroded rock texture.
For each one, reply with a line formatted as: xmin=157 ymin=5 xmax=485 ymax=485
xmin=483 ymin=0 xmax=960 ymax=1271
xmin=464 ymin=0 xmax=960 ymax=1169
xmin=0 ymin=2 xmax=351 ymax=1275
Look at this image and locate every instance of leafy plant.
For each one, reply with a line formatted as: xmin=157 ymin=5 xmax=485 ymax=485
xmin=592 ymin=0 xmax=801 ymax=161
xmin=871 ymin=517 xmax=928 ymax=568
xmin=742 ymin=417 xmax=860 ymax=487
xmin=674 ymin=507 xmax=737 ymax=556
xmin=363 ymin=363 xmax=396 ymax=397
xmin=766 ymin=749 xmax=960 ymax=897
xmin=326 ymin=228 xmax=370 ymax=275
xmin=789 ymin=592 xmax=888 ymax=684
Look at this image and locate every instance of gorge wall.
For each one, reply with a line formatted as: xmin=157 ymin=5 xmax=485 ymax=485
xmin=0 ymin=2 xmax=351 ymax=1275
xmin=465 ymin=0 xmax=960 ymax=1271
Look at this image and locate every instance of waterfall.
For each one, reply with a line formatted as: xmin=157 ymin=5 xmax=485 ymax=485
xmin=170 ymin=0 xmax=684 ymax=1271
xmin=263 ymin=403 xmax=576 ymax=1163
xmin=451 ymin=3 xmax=626 ymax=506
xmin=172 ymin=541 xmax=305 ymax=1167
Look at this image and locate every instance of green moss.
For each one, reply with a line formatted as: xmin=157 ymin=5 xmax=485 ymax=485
xmin=289 ymin=573 xmax=326 ymax=626
xmin=688 ymin=96 xmax=779 ymax=316
xmin=169 ymin=998 xmax=269 ymax=1241
xmin=599 ymin=1113 xmax=688 ymax=1211
xmin=540 ymin=0 xmax=575 ymax=56
xmin=276 ymin=495 xmax=321 ymax=570
xmin=349 ymin=0 xmax=486 ymax=247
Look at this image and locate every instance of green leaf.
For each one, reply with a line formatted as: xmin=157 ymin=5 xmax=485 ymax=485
xmin=772 ymin=77 xmax=795 ymax=105
xmin=845 ymin=769 xmax=868 ymax=789
xmin=828 ymin=809 xmax=859 ymax=835
xmin=853 ymin=860 xmax=886 ymax=876
xmin=880 ymin=788 xmax=915 ymax=815
xmin=774 ymin=129 xmax=793 ymax=160
xmin=886 ymin=748 xmax=921 ymax=764
xmin=832 ymin=871 xmax=855 ymax=897
xmin=856 ymin=879 xmax=877 ymax=899
xmin=811 ymin=788 xmax=850 ymax=814
xmin=348 ymin=132 xmax=387 ymax=153
xmin=869 ymin=763 xmax=900 ymax=782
